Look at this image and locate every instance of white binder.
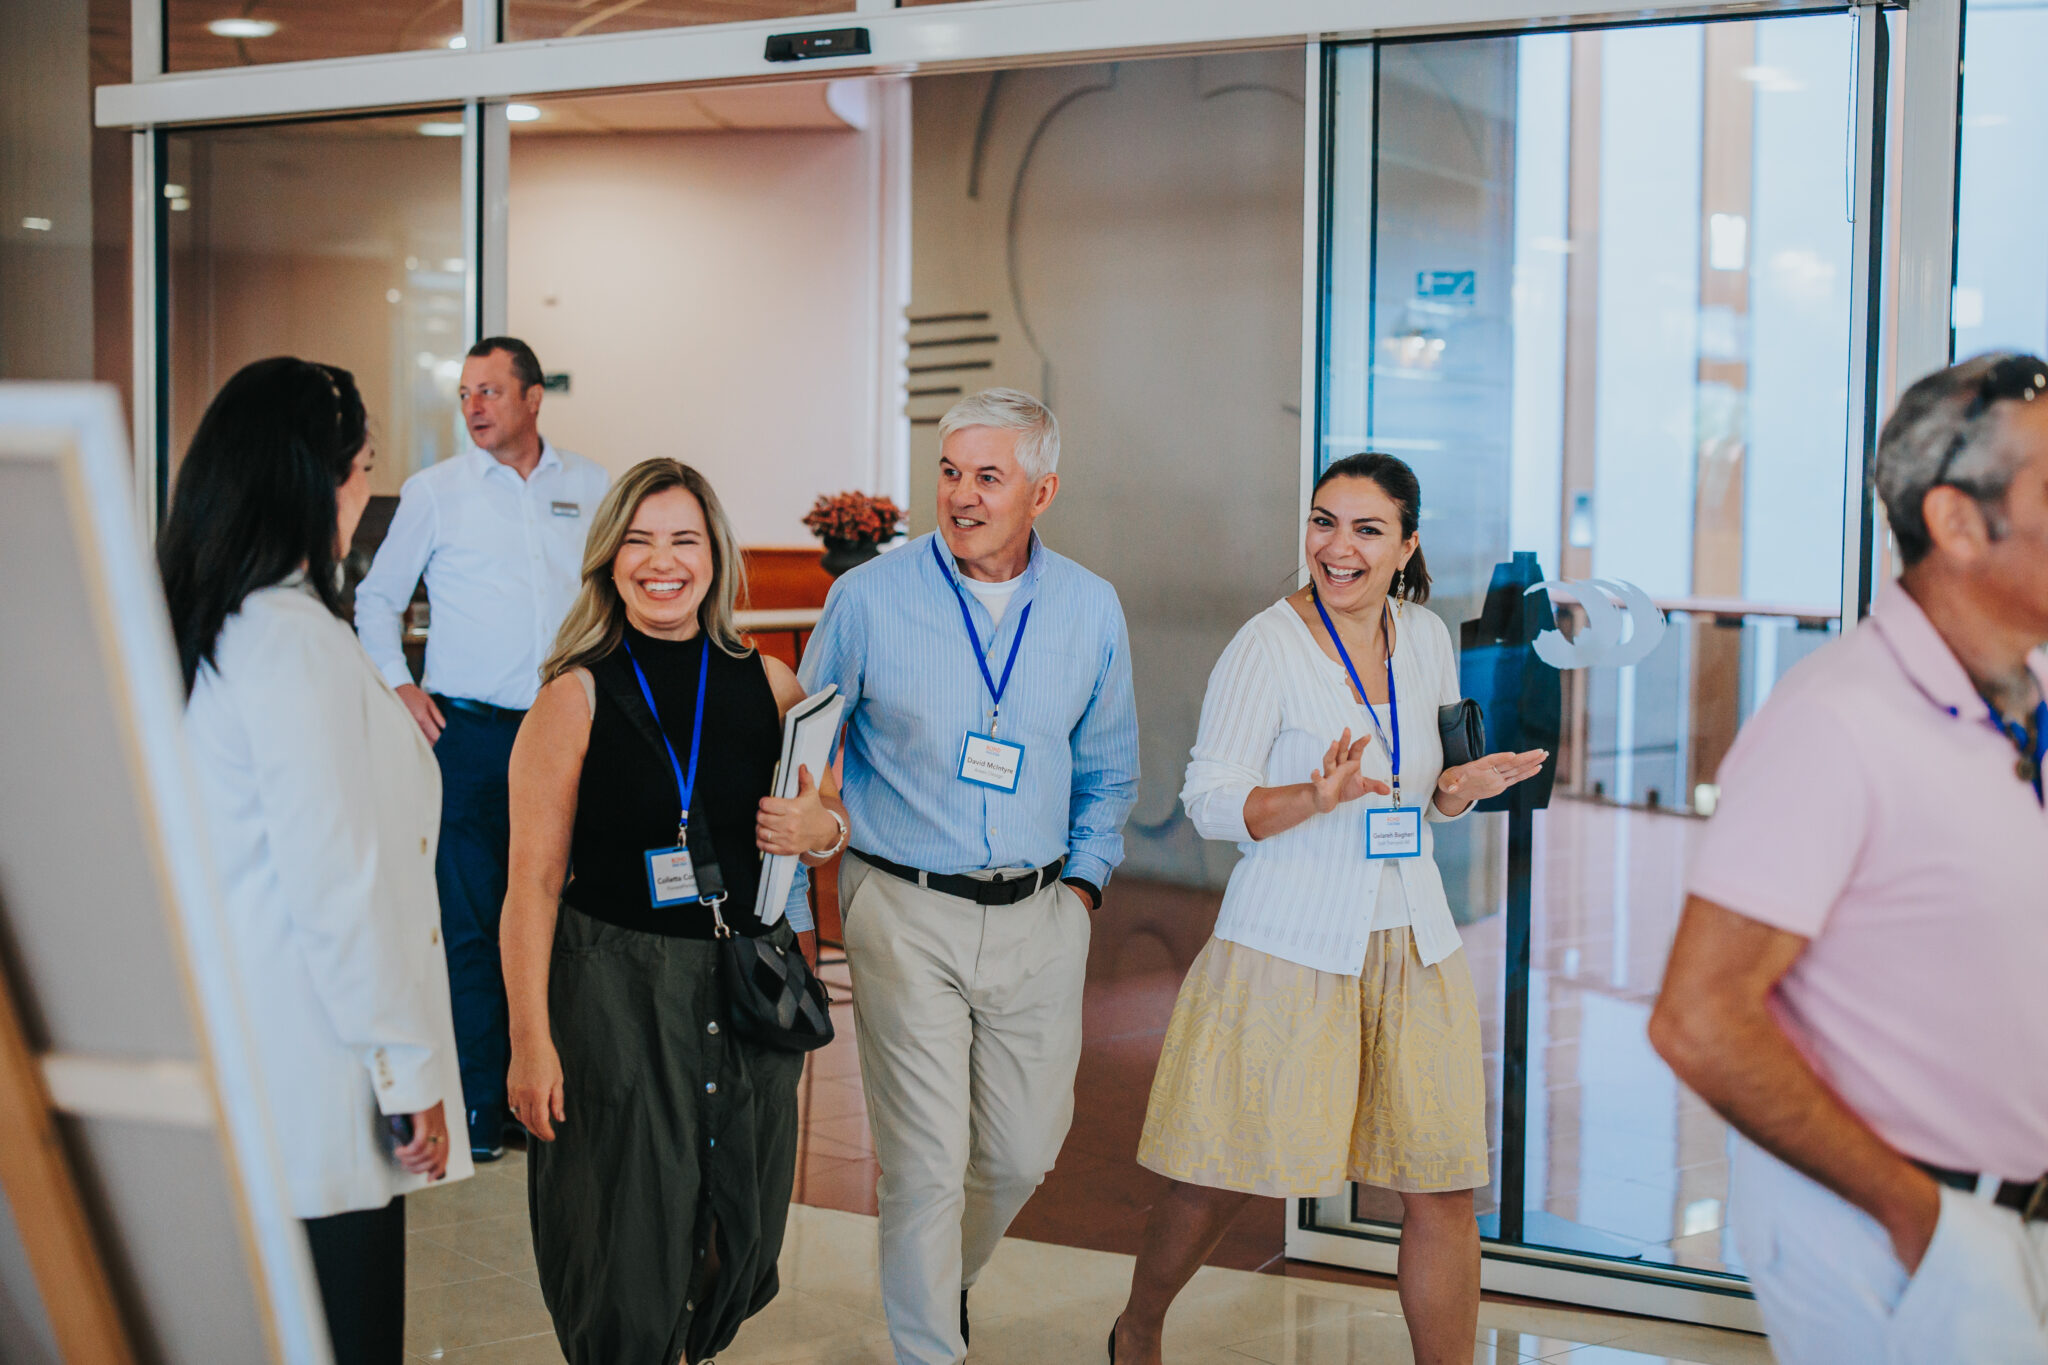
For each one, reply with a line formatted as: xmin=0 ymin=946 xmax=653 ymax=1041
xmin=755 ymin=684 xmax=845 ymax=924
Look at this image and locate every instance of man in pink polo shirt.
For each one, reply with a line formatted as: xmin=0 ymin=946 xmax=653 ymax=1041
xmin=1651 ymin=353 xmax=2048 ymax=1363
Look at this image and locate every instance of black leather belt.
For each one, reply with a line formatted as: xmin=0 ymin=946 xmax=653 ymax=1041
xmin=1915 ymin=1161 xmax=2048 ymax=1221
xmin=852 ymin=849 xmax=1065 ymax=907
xmin=433 ymin=694 xmax=528 ymax=724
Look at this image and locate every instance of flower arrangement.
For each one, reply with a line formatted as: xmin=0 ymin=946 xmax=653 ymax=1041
xmin=803 ymin=491 xmax=905 ymax=546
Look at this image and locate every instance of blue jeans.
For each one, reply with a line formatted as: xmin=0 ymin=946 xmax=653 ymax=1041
xmin=432 ymin=701 xmax=522 ymax=1114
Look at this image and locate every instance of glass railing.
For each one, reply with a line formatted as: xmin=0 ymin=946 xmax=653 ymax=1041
xmin=1548 ymin=597 xmax=1841 ymax=817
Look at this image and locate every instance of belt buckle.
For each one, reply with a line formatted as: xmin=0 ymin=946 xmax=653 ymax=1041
xmin=2025 ymin=1177 xmax=2048 ymax=1222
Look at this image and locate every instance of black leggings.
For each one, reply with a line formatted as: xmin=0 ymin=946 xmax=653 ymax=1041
xmin=302 ymin=1196 xmax=405 ymax=1365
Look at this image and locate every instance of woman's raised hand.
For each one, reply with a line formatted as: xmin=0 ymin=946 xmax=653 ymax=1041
xmin=1437 ymin=749 xmax=1549 ymax=805
xmin=1309 ymin=729 xmax=1392 ymax=813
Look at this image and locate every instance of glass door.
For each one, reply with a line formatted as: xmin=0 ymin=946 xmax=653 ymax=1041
xmin=1297 ymin=10 xmax=1886 ymax=1324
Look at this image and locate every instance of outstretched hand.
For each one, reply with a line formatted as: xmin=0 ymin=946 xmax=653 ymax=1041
xmin=1310 ymin=729 xmax=1393 ymax=813
xmin=1437 ymin=749 xmax=1549 ymax=806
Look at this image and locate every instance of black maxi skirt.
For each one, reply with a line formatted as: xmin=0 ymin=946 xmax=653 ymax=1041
xmin=529 ymin=902 xmax=803 ymax=1365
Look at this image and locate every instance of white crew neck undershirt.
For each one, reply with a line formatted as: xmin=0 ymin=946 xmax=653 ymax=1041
xmin=960 ymin=572 xmax=1025 ymax=628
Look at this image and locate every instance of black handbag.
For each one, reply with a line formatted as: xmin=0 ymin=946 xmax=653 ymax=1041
xmin=707 ymin=898 xmax=836 ymax=1054
xmin=592 ymin=650 xmax=836 ymax=1054
xmin=1438 ymin=698 xmax=1486 ymax=770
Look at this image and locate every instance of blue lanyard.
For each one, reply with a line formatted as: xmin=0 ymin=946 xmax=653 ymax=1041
xmin=933 ymin=538 xmax=1032 ymax=735
xmin=621 ymin=636 xmax=711 ymax=842
xmin=1311 ymin=587 xmax=1401 ymax=801
xmin=1983 ymin=696 xmax=2046 ymax=806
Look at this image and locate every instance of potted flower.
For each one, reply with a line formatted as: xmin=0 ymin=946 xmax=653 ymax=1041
xmin=803 ymin=490 xmax=906 ymax=577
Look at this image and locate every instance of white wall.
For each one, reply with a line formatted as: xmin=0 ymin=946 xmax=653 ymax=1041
xmin=912 ymin=54 xmax=1305 ymax=887
xmin=509 ymin=124 xmax=896 ymax=545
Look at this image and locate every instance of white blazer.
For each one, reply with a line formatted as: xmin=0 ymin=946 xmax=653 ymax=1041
xmin=185 ymin=582 xmax=473 ymax=1218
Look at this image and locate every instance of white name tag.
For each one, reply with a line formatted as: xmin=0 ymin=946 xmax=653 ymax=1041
xmin=958 ymin=731 xmax=1025 ymax=792
xmin=1365 ymin=806 xmax=1423 ymax=859
xmin=551 ymin=500 xmax=581 ymax=518
xmin=645 ymin=846 xmax=700 ymax=906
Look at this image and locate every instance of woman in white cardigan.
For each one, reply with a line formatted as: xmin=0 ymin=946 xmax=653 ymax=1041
xmin=161 ymin=358 xmax=471 ymax=1365
xmin=1112 ymin=454 xmax=1547 ymax=1365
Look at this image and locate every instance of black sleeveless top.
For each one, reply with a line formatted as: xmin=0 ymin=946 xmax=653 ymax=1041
xmin=564 ymin=627 xmax=783 ymax=938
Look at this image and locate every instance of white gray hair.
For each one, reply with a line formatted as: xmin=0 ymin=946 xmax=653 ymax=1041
xmin=938 ymin=388 xmax=1061 ymax=478
xmin=1877 ymin=351 xmax=2042 ymax=565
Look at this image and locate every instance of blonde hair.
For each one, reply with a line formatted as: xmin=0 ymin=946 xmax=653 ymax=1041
xmin=541 ymin=459 xmax=750 ymax=684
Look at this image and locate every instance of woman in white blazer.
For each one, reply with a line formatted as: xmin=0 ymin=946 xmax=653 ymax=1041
xmin=160 ymin=358 xmax=471 ymax=1365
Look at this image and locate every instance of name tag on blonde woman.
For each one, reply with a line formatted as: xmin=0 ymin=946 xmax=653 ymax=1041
xmin=959 ymin=732 xmax=1025 ymax=792
xmin=646 ymin=846 xmax=701 ymax=906
xmin=1366 ymin=806 xmax=1422 ymax=859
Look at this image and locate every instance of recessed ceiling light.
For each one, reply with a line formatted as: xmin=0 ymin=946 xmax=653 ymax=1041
xmin=207 ymin=18 xmax=279 ymax=38
xmin=506 ymin=104 xmax=541 ymax=123
xmin=446 ymin=34 xmax=467 ymax=49
xmin=163 ymin=183 xmax=187 ymax=199
xmin=21 ymin=217 xmax=52 ymax=231
xmin=419 ymin=122 xmax=464 ymax=137
xmin=170 ymin=198 xmax=192 ymax=212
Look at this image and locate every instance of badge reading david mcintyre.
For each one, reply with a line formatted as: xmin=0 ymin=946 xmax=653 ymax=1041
xmin=958 ymin=732 xmax=1025 ymax=793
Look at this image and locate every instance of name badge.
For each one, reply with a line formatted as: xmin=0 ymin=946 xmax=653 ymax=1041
xmin=645 ymin=846 xmax=700 ymax=906
xmin=551 ymin=500 xmax=581 ymax=518
xmin=1365 ymin=806 xmax=1422 ymax=859
xmin=958 ymin=731 xmax=1024 ymax=792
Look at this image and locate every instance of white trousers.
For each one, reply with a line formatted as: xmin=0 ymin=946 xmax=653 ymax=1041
xmin=840 ymin=856 xmax=1091 ymax=1365
xmin=1733 ymin=1137 xmax=2048 ymax=1364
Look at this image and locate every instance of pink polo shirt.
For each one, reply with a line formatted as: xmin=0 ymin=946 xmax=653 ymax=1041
xmin=1688 ymin=587 xmax=2048 ymax=1180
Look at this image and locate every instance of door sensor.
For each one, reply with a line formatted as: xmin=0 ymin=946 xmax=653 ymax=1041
xmin=764 ymin=27 xmax=870 ymax=62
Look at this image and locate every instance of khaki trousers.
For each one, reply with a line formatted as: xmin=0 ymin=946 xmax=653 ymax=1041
xmin=840 ymin=855 xmax=1091 ymax=1365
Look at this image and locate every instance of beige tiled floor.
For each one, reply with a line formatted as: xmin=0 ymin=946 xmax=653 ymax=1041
xmin=403 ymin=1154 xmax=1774 ymax=1365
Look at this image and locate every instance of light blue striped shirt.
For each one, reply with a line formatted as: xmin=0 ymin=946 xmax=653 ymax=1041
xmin=798 ymin=532 xmax=1139 ymax=889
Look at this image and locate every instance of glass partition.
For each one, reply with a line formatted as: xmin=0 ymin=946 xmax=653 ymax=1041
xmin=503 ymin=1 xmax=852 ymax=43
xmin=1310 ymin=12 xmax=1867 ymax=1291
xmin=1953 ymin=0 xmax=2048 ymax=359
xmin=163 ymin=114 xmax=467 ymax=500
xmin=166 ymin=2 xmax=463 ymax=70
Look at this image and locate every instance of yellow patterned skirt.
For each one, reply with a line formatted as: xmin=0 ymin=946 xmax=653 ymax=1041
xmin=1136 ymin=928 xmax=1488 ymax=1197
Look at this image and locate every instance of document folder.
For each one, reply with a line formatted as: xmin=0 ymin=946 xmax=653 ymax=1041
xmin=755 ymin=684 xmax=844 ymax=924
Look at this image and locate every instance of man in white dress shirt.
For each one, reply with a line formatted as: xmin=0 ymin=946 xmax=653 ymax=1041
xmin=355 ymin=336 xmax=608 ymax=1162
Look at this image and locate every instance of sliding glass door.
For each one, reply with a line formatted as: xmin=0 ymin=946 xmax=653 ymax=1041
xmin=1296 ymin=10 xmax=1888 ymax=1323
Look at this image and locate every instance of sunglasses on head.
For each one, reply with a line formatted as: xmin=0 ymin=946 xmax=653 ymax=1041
xmin=1930 ymin=354 xmax=2048 ymax=490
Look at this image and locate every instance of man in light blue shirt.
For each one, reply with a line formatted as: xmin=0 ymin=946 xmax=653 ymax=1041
xmin=355 ymin=336 xmax=608 ymax=1163
xmin=799 ymin=388 xmax=1138 ymax=1365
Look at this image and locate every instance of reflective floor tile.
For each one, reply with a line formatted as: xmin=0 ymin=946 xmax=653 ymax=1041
xmin=405 ymin=1274 xmax=556 ymax=1357
xmin=419 ymin=1212 xmax=541 ymax=1285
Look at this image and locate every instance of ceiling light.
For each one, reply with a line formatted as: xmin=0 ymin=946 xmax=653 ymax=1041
xmin=170 ymin=198 xmax=191 ymax=212
xmin=446 ymin=34 xmax=467 ymax=49
xmin=506 ymin=104 xmax=541 ymax=122
xmin=21 ymin=217 xmax=52 ymax=231
xmin=206 ymin=18 xmax=279 ymax=38
xmin=419 ymin=122 xmax=464 ymax=137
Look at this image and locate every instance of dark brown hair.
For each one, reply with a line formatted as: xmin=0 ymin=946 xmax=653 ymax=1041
xmin=157 ymin=357 xmax=367 ymax=693
xmin=1312 ymin=451 xmax=1432 ymax=604
xmin=466 ymin=335 xmax=544 ymax=393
